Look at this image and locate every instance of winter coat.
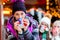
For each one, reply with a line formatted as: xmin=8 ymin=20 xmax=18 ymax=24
xmin=7 ymin=16 xmax=40 ymax=40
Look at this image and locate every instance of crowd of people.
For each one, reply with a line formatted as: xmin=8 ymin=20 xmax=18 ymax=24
xmin=5 ymin=0 xmax=60 ymax=40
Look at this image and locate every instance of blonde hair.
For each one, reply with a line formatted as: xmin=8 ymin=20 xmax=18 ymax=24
xmin=53 ymin=20 xmax=60 ymax=26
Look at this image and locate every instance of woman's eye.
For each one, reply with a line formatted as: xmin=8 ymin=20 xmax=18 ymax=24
xmin=21 ymin=13 xmax=23 ymax=15
xmin=45 ymin=24 xmax=48 ymax=27
xmin=54 ymin=26 xmax=56 ymax=27
xmin=16 ymin=13 xmax=19 ymax=15
xmin=58 ymin=26 xmax=60 ymax=28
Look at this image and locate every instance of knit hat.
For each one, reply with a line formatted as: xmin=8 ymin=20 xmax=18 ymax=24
xmin=12 ymin=0 xmax=26 ymax=15
xmin=40 ymin=17 xmax=51 ymax=29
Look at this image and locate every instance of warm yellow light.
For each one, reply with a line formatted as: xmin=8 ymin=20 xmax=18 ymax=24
xmin=58 ymin=16 xmax=60 ymax=18
xmin=3 ymin=2 xmax=5 ymax=5
xmin=56 ymin=6 xmax=58 ymax=9
xmin=46 ymin=0 xmax=49 ymax=2
xmin=46 ymin=2 xmax=49 ymax=5
xmin=36 ymin=9 xmax=38 ymax=12
xmin=55 ymin=14 xmax=57 ymax=17
xmin=46 ymin=6 xmax=49 ymax=10
xmin=7 ymin=0 xmax=9 ymax=1
xmin=3 ymin=11 xmax=10 ymax=14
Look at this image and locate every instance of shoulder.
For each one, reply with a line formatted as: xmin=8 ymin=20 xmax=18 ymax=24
xmin=7 ymin=16 xmax=14 ymax=27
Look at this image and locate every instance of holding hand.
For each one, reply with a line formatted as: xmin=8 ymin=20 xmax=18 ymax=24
xmin=14 ymin=19 xmax=29 ymax=33
xmin=14 ymin=21 xmax=23 ymax=34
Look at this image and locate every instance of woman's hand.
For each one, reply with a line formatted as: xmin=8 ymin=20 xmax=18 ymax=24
xmin=14 ymin=21 xmax=23 ymax=33
xmin=14 ymin=19 xmax=29 ymax=33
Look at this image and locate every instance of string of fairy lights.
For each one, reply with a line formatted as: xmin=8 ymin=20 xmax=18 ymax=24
xmin=46 ymin=0 xmax=60 ymax=18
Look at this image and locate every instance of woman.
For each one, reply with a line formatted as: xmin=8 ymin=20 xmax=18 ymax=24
xmin=7 ymin=0 xmax=39 ymax=40
xmin=51 ymin=20 xmax=60 ymax=40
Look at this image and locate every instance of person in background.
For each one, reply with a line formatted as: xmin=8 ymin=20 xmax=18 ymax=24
xmin=36 ymin=8 xmax=45 ymax=24
xmin=7 ymin=0 xmax=39 ymax=40
xmin=29 ymin=8 xmax=44 ymax=24
xmin=51 ymin=20 xmax=60 ymax=40
xmin=39 ymin=16 xmax=51 ymax=40
xmin=29 ymin=8 xmax=39 ymax=23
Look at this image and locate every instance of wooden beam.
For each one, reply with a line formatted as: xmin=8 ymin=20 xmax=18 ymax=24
xmin=0 ymin=0 xmax=3 ymax=40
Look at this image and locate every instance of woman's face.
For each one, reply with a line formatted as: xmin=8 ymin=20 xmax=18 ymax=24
xmin=14 ymin=11 xmax=25 ymax=20
xmin=52 ymin=25 xmax=60 ymax=36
